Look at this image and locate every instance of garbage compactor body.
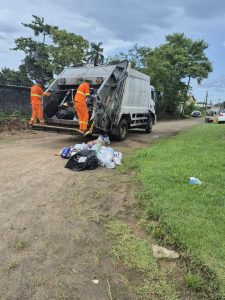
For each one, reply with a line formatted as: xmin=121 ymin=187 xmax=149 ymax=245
xmin=32 ymin=61 xmax=156 ymax=140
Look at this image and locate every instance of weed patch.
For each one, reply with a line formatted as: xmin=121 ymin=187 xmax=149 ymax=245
xmin=14 ymin=238 xmax=28 ymax=250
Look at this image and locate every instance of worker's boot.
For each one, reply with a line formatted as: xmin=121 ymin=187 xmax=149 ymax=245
xmin=29 ymin=119 xmax=35 ymax=125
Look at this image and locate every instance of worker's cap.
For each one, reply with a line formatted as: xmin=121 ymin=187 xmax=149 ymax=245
xmin=36 ymin=79 xmax=43 ymax=84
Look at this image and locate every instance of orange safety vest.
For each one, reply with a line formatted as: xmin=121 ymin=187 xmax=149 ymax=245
xmin=30 ymin=85 xmax=50 ymax=104
xmin=74 ymin=82 xmax=90 ymax=104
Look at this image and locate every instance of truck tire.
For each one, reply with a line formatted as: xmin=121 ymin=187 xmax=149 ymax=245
xmin=116 ymin=119 xmax=128 ymax=141
xmin=145 ymin=115 xmax=153 ymax=133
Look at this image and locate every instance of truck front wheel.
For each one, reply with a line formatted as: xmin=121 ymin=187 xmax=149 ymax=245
xmin=145 ymin=115 xmax=153 ymax=133
xmin=116 ymin=119 xmax=128 ymax=141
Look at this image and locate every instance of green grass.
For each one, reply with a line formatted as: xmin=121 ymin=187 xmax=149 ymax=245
xmin=106 ymin=220 xmax=178 ymax=300
xmin=0 ymin=110 xmax=29 ymax=121
xmin=124 ymin=124 xmax=225 ymax=298
xmin=185 ymin=272 xmax=205 ymax=291
xmin=3 ymin=261 xmax=18 ymax=272
xmin=14 ymin=238 xmax=29 ymax=250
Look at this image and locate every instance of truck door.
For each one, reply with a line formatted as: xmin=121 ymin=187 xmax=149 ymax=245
xmin=149 ymin=85 xmax=155 ymax=112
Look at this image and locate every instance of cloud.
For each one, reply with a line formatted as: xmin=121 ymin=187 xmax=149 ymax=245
xmin=200 ymin=75 xmax=225 ymax=90
xmin=192 ymin=74 xmax=225 ymax=101
xmin=183 ymin=0 xmax=225 ymax=19
xmin=0 ymin=0 xmax=224 ymax=101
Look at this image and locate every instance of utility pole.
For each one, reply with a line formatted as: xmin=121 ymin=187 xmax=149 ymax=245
xmin=205 ymin=90 xmax=208 ymax=114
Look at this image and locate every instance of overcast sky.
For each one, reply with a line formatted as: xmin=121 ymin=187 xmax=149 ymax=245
xmin=0 ymin=0 xmax=225 ymax=102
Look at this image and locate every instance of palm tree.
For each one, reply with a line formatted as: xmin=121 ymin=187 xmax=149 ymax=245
xmin=86 ymin=42 xmax=104 ymax=65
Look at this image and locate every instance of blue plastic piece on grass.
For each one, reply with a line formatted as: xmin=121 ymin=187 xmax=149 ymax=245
xmin=188 ymin=177 xmax=201 ymax=185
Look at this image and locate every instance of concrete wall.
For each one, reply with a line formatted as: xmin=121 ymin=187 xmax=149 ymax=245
xmin=0 ymin=85 xmax=31 ymax=114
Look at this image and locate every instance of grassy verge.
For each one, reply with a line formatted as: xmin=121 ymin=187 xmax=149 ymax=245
xmin=0 ymin=111 xmax=29 ymax=132
xmin=106 ymin=220 xmax=178 ymax=299
xmin=0 ymin=111 xmax=29 ymax=121
xmin=123 ymin=124 xmax=225 ymax=299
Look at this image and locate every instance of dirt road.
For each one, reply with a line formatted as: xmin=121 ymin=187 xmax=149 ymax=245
xmin=0 ymin=118 xmax=202 ymax=300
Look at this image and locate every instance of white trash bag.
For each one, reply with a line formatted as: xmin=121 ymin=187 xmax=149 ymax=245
xmin=97 ymin=149 xmax=116 ymax=169
xmin=113 ymin=152 xmax=123 ymax=165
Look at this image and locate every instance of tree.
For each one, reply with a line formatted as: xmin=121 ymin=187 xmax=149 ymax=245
xmin=140 ymin=33 xmax=213 ymax=117
xmin=0 ymin=67 xmax=32 ymax=86
xmin=13 ymin=37 xmax=53 ymax=84
xmin=49 ymin=29 xmax=89 ymax=74
xmin=13 ymin=15 xmax=89 ymax=84
xmin=86 ymin=42 xmax=104 ymax=65
xmin=22 ymin=15 xmax=55 ymax=39
xmin=106 ymin=44 xmax=146 ymax=69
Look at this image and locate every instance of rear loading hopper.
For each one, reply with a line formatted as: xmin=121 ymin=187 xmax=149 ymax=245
xmin=32 ymin=61 xmax=156 ymax=140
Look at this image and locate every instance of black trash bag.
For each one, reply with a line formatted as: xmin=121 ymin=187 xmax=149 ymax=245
xmin=56 ymin=110 xmax=68 ymax=119
xmin=65 ymin=150 xmax=99 ymax=171
xmin=56 ymin=109 xmax=75 ymax=120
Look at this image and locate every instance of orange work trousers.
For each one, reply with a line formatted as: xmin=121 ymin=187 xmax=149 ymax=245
xmin=75 ymin=102 xmax=89 ymax=132
xmin=29 ymin=103 xmax=44 ymax=124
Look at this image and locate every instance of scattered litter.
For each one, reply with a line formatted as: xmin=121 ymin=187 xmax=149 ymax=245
xmin=92 ymin=279 xmax=99 ymax=284
xmin=60 ymin=134 xmax=123 ymax=171
xmin=88 ymin=134 xmax=110 ymax=146
xmin=113 ymin=152 xmax=123 ymax=165
xmin=188 ymin=177 xmax=201 ymax=185
xmin=97 ymin=147 xmax=116 ymax=169
xmin=65 ymin=150 xmax=99 ymax=171
xmin=60 ymin=147 xmax=71 ymax=159
xmin=152 ymin=244 xmax=179 ymax=259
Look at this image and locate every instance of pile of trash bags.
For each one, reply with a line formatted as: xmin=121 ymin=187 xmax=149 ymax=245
xmin=60 ymin=135 xmax=123 ymax=171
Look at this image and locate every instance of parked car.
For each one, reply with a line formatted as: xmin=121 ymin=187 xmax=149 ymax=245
xmin=191 ymin=110 xmax=201 ymax=117
xmin=218 ymin=110 xmax=225 ymax=124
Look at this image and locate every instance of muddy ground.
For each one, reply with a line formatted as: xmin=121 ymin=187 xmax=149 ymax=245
xmin=0 ymin=118 xmax=202 ymax=300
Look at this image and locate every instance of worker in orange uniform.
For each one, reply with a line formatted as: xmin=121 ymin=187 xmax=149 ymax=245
xmin=74 ymin=79 xmax=90 ymax=132
xmin=29 ymin=79 xmax=51 ymax=125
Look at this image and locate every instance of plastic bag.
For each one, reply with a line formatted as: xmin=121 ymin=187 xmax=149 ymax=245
xmin=91 ymin=143 xmax=102 ymax=153
xmin=97 ymin=149 xmax=116 ymax=169
xmin=60 ymin=147 xmax=71 ymax=159
xmin=113 ymin=152 xmax=123 ymax=165
xmin=73 ymin=143 xmax=89 ymax=152
xmin=88 ymin=134 xmax=111 ymax=146
xmin=188 ymin=177 xmax=201 ymax=185
xmin=65 ymin=150 xmax=99 ymax=171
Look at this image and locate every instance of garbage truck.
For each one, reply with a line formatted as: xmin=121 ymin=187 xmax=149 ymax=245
xmin=32 ymin=61 xmax=156 ymax=140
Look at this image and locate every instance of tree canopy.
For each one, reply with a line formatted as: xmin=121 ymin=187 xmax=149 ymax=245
xmin=0 ymin=67 xmax=32 ymax=86
xmin=49 ymin=28 xmax=89 ymax=74
xmin=141 ymin=33 xmax=212 ymax=116
xmin=12 ymin=15 xmax=89 ymax=85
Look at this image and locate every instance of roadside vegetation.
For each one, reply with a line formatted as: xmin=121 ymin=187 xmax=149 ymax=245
xmin=106 ymin=220 xmax=178 ymax=300
xmin=0 ymin=111 xmax=29 ymax=132
xmin=0 ymin=15 xmax=212 ymax=120
xmin=0 ymin=111 xmax=28 ymax=121
xmin=124 ymin=124 xmax=225 ymax=299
